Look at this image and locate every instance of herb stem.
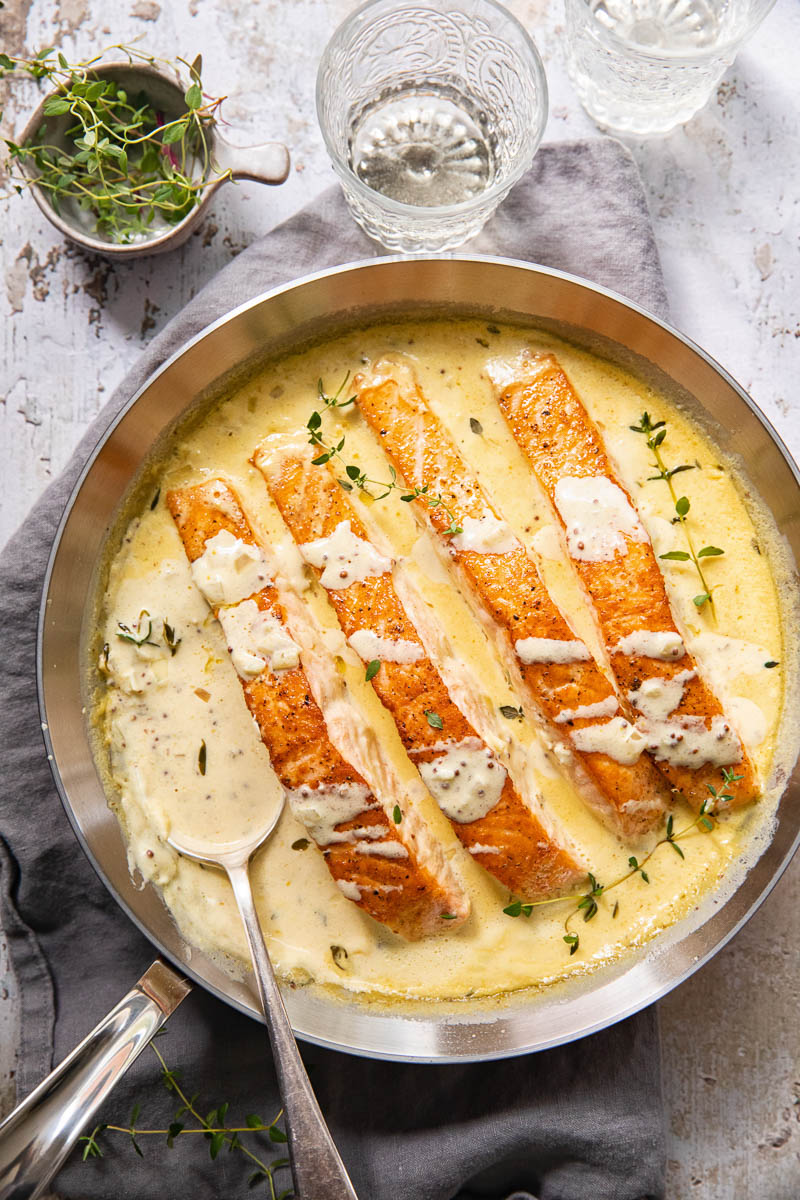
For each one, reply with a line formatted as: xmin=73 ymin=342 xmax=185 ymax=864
xmin=630 ymin=412 xmax=721 ymax=615
xmin=1 ymin=45 xmax=231 ymax=243
xmin=307 ymin=375 xmax=464 ymax=537
xmin=504 ymin=798 xmax=720 ymax=956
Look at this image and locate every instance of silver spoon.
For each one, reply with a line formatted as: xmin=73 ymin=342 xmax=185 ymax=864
xmin=168 ymin=805 xmax=358 ymax=1200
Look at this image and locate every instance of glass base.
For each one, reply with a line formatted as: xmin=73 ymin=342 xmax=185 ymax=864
xmin=341 ymin=184 xmax=508 ymax=253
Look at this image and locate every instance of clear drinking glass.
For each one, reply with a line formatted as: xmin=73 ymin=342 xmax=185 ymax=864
xmin=316 ymin=0 xmax=548 ymax=251
xmin=564 ymin=0 xmax=776 ymax=137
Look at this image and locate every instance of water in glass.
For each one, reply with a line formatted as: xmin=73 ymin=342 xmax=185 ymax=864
xmin=316 ymin=0 xmax=548 ymax=251
xmin=565 ymin=0 xmax=775 ymax=136
xmin=349 ymin=86 xmax=495 ymax=208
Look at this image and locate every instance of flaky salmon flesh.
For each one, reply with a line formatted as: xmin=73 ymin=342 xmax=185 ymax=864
xmin=487 ymin=351 xmax=759 ymax=810
xmin=167 ymin=479 xmax=469 ymax=939
xmin=254 ymin=444 xmax=585 ymax=901
xmin=354 ymin=357 xmax=671 ymax=837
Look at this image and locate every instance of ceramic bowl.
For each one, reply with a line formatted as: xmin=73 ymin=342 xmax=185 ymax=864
xmin=16 ymin=60 xmax=290 ymax=259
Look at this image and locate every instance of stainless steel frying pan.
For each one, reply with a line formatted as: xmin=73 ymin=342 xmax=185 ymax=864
xmin=37 ymin=256 xmax=800 ymax=1064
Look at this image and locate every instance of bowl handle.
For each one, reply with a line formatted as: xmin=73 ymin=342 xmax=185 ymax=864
xmin=0 ymin=960 xmax=190 ymax=1200
xmin=213 ymin=133 xmax=290 ymax=184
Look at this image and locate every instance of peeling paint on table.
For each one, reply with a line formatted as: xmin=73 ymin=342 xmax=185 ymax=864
xmin=1 ymin=1 xmax=798 ymax=1196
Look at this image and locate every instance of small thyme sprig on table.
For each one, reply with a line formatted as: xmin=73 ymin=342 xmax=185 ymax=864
xmin=503 ymin=779 xmax=737 ymax=956
xmin=630 ymin=412 xmax=724 ymax=612
xmin=306 ymin=374 xmax=463 ymax=537
xmin=77 ymin=1041 xmax=292 ymax=1197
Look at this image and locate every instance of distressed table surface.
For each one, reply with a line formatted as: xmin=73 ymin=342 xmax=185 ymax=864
xmin=1 ymin=1 xmax=798 ymax=1196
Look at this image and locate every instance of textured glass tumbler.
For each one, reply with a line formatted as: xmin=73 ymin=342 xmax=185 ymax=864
xmin=316 ymin=0 xmax=548 ymax=251
xmin=564 ymin=0 xmax=776 ymax=137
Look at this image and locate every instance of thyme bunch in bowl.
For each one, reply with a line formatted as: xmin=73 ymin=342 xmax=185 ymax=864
xmin=1 ymin=45 xmax=231 ymax=243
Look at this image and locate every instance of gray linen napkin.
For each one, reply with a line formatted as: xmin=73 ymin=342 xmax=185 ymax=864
xmin=0 ymin=138 xmax=666 ymax=1200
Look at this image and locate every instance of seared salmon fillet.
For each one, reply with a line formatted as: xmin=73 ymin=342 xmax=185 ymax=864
xmin=353 ymin=358 xmax=669 ymax=838
xmin=167 ymin=478 xmax=469 ymax=938
xmin=254 ymin=446 xmax=584 ymax=900
xmin=488 ymin=351 xmax=759 ymax=809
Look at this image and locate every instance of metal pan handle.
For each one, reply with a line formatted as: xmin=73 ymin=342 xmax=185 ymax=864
xmin=0 ymin=959 xmax=190 ymax=1200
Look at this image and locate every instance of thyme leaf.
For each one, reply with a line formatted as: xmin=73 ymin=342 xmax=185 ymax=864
xmin=307 ymin=376 xmax=464 ymax=536
xmin=75 ymin=1041 xmax=290 ymax=1188
xmin=116 ymin=610 xmax=158 ymax=648
xmin=499 ymin=704 xmax=524 ymax=721
xmin=330 ymin=945 xmax=349 ymax=970
xmin=197 ymin=740 xmax=206 ymax=775
xmin=163 ymin=622 xmax=181 ymax=656
xmin=631 ymin=412 xmax=722 ymax=616
xmin=502 ymin=769 xmax=739 ymax=955
xmin=365 ymin=659 xmax=381 ymax=682
xmin=425 ymin=710 xmax=444 ymax=730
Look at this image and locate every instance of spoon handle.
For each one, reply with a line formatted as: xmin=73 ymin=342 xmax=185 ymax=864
xmin=226 ymin=864 xmax=359 ymax=1200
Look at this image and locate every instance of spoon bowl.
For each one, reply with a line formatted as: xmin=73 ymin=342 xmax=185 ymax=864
xmin=168 ymin=802 xmax=359 ymax=1200
xmin=167 ymin=804 xmax=284 ymax=870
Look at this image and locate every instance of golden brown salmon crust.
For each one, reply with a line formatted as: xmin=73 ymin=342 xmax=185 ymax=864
xmin=255 ymin=448 xmax=583 ymax=899
xmin=167 ymin=479 xmax=468 ymax=938
xmin=354 ymin=358 xmax=669 ymax=837
xmin=491 ymin=352 xmax=759 ymax=809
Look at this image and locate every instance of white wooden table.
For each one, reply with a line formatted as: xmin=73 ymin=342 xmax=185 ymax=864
xmin=2 ymin=1 xmax=799 ymax=1195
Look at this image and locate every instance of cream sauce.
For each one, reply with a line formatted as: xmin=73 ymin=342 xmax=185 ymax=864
xmin=218 ymin=599 xmax=299 ymax=677
xmin=515 ymin=637 xmax=592 ymax=665
xmin=450 ymin=514 xmax=518 ymax=555
xmin=612 ymin=630 xmax=686 ymax=661
xmin=554 ymin=475 xmax=648 ymax=561
xmin=347 ymin=628 xmax=424 ymax=664
xmin=190 ymin=529 xmax=271 ymax=605
xmin=639 ymin=715 xmax=742 ymax=769
xmin=286 ymin=783 xmax=378 ymax=846
xmin=531 ymin=524 xmax=564 ymax=561
xmin=628 ymin=670 xmax=696 ymax=722
xmin=555 ymin=696 xmax=620 ymax=724
xmin=569 ymin=716 xmax=647 ymax=765
xmin=93 ymin=317 xmax=797 ymax=1005
xmin=418 ymin=741 xmax=507 ymax=823
xmin=300 ymin=520 xmax=392 ymax=589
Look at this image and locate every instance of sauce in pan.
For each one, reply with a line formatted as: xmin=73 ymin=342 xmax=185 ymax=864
xmin=93 ymin=320 xmax=798 ymax=1002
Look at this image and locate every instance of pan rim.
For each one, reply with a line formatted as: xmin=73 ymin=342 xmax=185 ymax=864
xmin=36 ymin=253 xmax=800 ymax=1062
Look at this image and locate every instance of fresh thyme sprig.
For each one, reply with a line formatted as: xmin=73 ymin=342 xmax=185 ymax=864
xmin=630 ymin=412 xmax=723 ymax=612
xmin=77 ymin=1041 xmax=292 ymax=1197
xmin=116 ymin=610 xmax=158 ymax=648
xmin=163 ymin=621 xmax=182 ymax=656
xmin=504 ymin=787 xmax=729 ymax=956
xmin=116 ymin=611 xmax=181 ymax=655
xmin=306 ymin=374 xmax=464 ymax=537
xmin=1 ymin=46 xmax=231 ymax=243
